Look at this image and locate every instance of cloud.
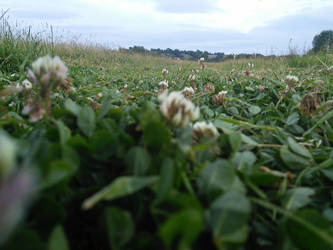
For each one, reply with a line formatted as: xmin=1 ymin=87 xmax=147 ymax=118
xmin=2 ymin=0 xmax=333 ymax=54
xmin=10 ymin=10 xmax=78 ymax=20
xmin=152 ymin=0 xmax=220 ymax=13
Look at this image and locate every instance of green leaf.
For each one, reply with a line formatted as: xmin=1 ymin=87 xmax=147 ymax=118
xmin=82 ymin=176 xmax=159 ymax=210
xmin=286 ymin=209 xmax=333 ymax=250
xmin=124 ymin=147 xmax=151 ymax=175
xmin=281 ymin=187 xmax=315 ymax=210
xmin=159 ymin=208 xmax=203 ymax=250
xmin=287 ymin=137 xmax=312 ymax=159
xmin=304 ymin=109 xmax=333 ymax=135
xmin=323 ymin=208 xmax=333 ymax=222
xmin=228 ymin=132 xmax=242 ymax=153
xmin=232 ymin=151 xmax=257 ymax=175
xmin=41 ymin=160 xmax=76 ymax=189
xmin=77 ymin=106 xmax=96 ymax=137
xmin=249 ymin=105 xmax=261 ymax=115
xmin=286 ymin=112 xmax=299 ymax=126
xmin=48 ymin=225 xmax=70 ymax=250
xmin=154 ymin=158 xmax=174 ymax=205
xmin=241 ymin=134 xmax=258 ymax=147
xmin=64 ymin=99 xmax=80 ymax=116
xmin=90 ymin=130 xmax=117 ymax=160
xmin=97 ymin=97 xmax=112 ymax=120
xmin=56 ymin=120 xmax=71 ymax=145
xmin=143 ymin=121 xmax=171 ymax=150
xmin=280 ymin=145 xmax=310 ymax=170
xmin=62 ymin=145 xmax=80 ymax=170
xmin=196 ymin=159 xmax=246 ymax=195
xmin=105 ymin=207 xmax=134 ymax=250
xmin=209 ymin=191 xmax=251 ymax=245
xmin=250 ymin=172 xmax=281 ymax=186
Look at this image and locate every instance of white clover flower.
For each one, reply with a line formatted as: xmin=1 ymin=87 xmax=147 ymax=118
xmin=159 ymin=91 xmax=200 ymax=127
xmin=30 ymin=55 xmax=67 ymax=85
xmin=182 ymin=86 xmax=195 ymax=97
xmin=203 ymin=83 xmax=215 ymax=93
xmin=159 ymin=80 xmax=168 ymax=88
xmin=286 ymin=75 xmax=299 ymax=84
xmin=22 ymin=79 xmax=32 ymax=89
xmin=199 ymin=57 xmax=205 ymax=62
xmin=327 ymin=66 xmax=333 ymax=73
xmin=219 ymin=91 xmax=228 ymax=95
xmin=189 ymin=75 xmax=196 ymax=81
xmin=192 ymin=121 xmax=219 ymax=140
xmin=162 ymin=69 xmax=168 ymax=75
xmin=97 ymin=92 xmax=103 ymax=98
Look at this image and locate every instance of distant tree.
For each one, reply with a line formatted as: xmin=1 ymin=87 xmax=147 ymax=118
xmin=128 ymin=46 xmax=147 ymax=53
xmin=312 ymin=30 xmax=333 ymax=52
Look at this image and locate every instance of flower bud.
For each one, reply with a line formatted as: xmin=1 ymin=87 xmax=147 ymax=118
xmin=212 ymin=91 xmax=227 ymax=105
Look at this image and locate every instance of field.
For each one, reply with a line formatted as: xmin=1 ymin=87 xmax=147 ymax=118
xmin=2 ymin=17 xmax=333 ymax=250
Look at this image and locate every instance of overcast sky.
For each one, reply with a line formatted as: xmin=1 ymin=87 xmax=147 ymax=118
xmin=2 ymin=0 xmax=333 ymax=55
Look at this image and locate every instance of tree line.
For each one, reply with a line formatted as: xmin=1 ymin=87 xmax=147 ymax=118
xmin=121 ymin=46 xmax=265 ymax=62
xmin=120 ymin=30 xmax=333 ymax=62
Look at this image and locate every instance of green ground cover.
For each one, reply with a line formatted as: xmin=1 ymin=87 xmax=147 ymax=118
xmin=2 ymin=15 xmax=333 ymax=250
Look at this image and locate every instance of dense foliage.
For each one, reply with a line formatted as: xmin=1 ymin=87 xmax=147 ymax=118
xmin=312 ymin=30 xmax=333 ymax=53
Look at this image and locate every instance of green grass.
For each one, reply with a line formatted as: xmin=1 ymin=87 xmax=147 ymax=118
xmin=1 ymin=16 xmax=333 ymax=250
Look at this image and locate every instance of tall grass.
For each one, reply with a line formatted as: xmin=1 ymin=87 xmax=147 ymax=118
xmin=0 ymin=11 xmax=51 ymax=73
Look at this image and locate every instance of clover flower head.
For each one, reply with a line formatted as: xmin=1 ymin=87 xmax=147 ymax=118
xmin=189 ymin=75 xmax=196 ymax=81
xmin=22 ymin=79 xmax=32 ymax=90
xmin=30 ymin=55 xmax=67 ymax=85
xmin=159 ymin=91 xmax=200 ymax=127
xmin=327 ymin=66 xmax=333 ymax=73
xmin=159 ymin=80 xmax=168 ymax=88
xmin=203 ymin=83 xmax=215 ymax=93
xmin=162 ymin=69 xmax=168 ymax=75
xmin=182 ymin=86 xmax=195 ymax=97
xmin=286 ymin=75 xmax=299 ymax=84
xmin=192 ymin=121 xmax=219 ymax=140
xmin=212 ymin=91 xmax=228 ymax=105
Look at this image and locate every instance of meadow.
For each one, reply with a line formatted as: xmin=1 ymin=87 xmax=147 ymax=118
xmin=1 ymin=14 xmax=333 ymax=250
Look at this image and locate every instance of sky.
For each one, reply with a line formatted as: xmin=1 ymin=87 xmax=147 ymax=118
xmin=2 ymin=0 xmax=333 ymax=55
